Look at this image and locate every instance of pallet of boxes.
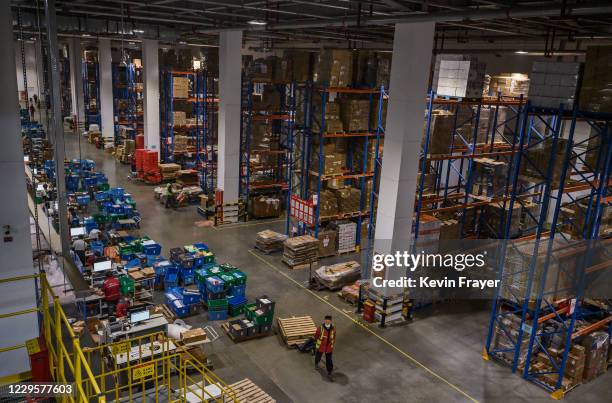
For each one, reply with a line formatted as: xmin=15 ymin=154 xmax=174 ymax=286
xmin=282 ymin=235 xmax=318 ymax=269
xmin=255 ymin=230 xmax=287 ymax=254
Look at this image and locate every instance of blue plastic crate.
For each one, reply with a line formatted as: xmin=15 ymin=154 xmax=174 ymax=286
xmin=76 ymin=195 xmax=90 ymax=206
xmin=228 ymin=294 xmax=247 ymax=307
xmin=143 ymin=243 xmax=161 ymax=256
xmin=208 ymin=310 xmax=228 ymax=321
xmin=183 ymin=290 xmax=200 ymax=305
xmin=94 ymin=191 xmax=108 ymax=202
xmin=110 ymin=187 xmax=125 ymax=199
xmin=193 ymin=243 xmax=209 ymax=251
xmin=230 ymin=284 xmax=246 ymax=297
xmin=171 ymin=299 xmax=190 ymax=318
xmin=90 ymin=241 xmax=104 ymax=255
xmin=206 ymin=276 xmax=224 ymax=293
xmin=125 ymin=258 xmax=142 ymax=270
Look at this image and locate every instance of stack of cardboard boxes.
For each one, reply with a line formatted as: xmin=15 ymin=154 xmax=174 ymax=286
xmin=313 ymin=49 xmax=353 ymax=87
xmin=520 ymin=138 xmax=574 ymax=183
xmin=528 ymin=61 xmax=582 ymax=109
xmin=333 ymin=186 xmax=362 ymax=214
xmin=173 ymin=111 xmax=187 ymax=126
xmin=329 ymin=221 xmax=357 ymax=254
xmin=312 ymin=100 xmax=343 ymax=133
xmin=173 ymin=77 xmax=189 ymax=99
xmin=340 ymin=99 xmax=370 ymax=132
xmin=312 ymin=144 xmax=344 ymax=176
xmin=158 ymin=163 xmax=181 ymax=181
xmin=579 ymin=45 xmax=612 ymax=113
xmin=472 ymin=158 xmax=508 ymax=198
xmin=488 ymin=74 xmax=530 ymax=98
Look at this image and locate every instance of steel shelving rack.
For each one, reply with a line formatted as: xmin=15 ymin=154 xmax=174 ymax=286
xmin=286 ymin=83 xmax=384 ymax=250
xmin=82 ymin=56 xmax=101 ymax=129
xmin=412 ymin=93 xmax=527 ymax=241
xmin=239 ymin=78 xmax=295 ymax=217
xmin=112 ymin=62 xmax=143 ymax=145
xmin=483 ymin=103 xmax=612 ymax=398
xmin=160 ymin=68 xmax=218 ymax=193
xmin=59 ymin=53 xmax=72 ymax=118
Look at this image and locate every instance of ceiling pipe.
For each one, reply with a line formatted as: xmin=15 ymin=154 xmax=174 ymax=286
xmin=197 ymin=2 xmax=612 ymax=33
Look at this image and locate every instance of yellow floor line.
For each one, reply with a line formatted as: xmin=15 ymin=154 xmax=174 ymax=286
xmin=248 ymin=249 xmax=479 ymax=403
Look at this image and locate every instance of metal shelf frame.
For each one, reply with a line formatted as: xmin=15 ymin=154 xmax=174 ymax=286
xmin=82 ymin=58 xmax=101 ymax=129
xmin=286 ymin=83 xmax=384 ymax=250
xmin=239 ymin=78 xmax=296 ymax=215
xmin=484 ymin=103 xmax=612 ymax=397
xmin=112 ymin=62 xmax=142 ymax=145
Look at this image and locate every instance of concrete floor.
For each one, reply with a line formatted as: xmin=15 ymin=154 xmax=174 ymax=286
xmin=63 ymin=132 xmax=611 ymax=403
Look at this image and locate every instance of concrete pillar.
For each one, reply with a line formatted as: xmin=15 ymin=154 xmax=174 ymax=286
xmin=218 ymin=30 xmax=242 ymax=203
xmin=142 ymin=39 xmax=160 ymax=154
xmin=0 ymin=1 xmax=39 ymax=378
xmin=98 ymin=38 xmax=114 ymax=139
xmin=372 ymin=22 xmax=435 ymax=292
xmin=68 ymin=38 xmax=85 ymax=125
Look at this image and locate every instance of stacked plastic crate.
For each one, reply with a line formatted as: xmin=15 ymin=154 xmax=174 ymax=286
xmin=165 ymin=287 xmax=200 ymax=318
xmin=244 ymin=296 xmax=275 ymax=334
xmin=206 ymin=276 xmax=228 ymax=321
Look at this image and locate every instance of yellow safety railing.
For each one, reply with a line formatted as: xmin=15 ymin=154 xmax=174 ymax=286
xmin=83 ymin=331 xmax=237 ymax=402
xmin=0 ymin=273 xmax=105 ymax=402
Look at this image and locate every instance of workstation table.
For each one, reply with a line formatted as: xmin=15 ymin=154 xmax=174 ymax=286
xmin=100 ymin=314 xmax=169 ymax=344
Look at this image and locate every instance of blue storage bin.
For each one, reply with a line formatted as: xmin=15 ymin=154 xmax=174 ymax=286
xmin=228 ymin=294 xmax=247 ymax=307
xmin=110 ymin=187 xmax=125 ymax=199
xmin=208 ymin=310 xmax=228 ymax=321
xmin=181 ymin=269 xmax=195 ymax=286
xmin=206 ymin=276 xmax=224 ymax=293
xmin=90 ymin=241 xmax=104 ymax=255
xmin=125 ymin=258 xmax=142 ymax=269
xmin=95 ymin=191 xmax=108 ymax=202
xmin=76 ymin=195 xmax=90 ymax=206
xmin=183 ymin=290 xmax=200 ymax=305
xmin=230 ymin=284 xmax=246 ymax=297
xmin=193 ymin=243 xmax=209 ymax=251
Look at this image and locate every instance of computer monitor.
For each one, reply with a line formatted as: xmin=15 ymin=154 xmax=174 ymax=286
xmin=70 ymin=227 xmax=86 ymax=237
xmin=93 ymin=259 xmax=112 ymax=272
xmin=130 ymin=309 xmax=150 ymax=324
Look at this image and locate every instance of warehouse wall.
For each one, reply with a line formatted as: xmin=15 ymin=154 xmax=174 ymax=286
xmin=2 ymin=6 xmax=39 ymax=379
xmin=14 ymin=40 xmax=44 ymax=103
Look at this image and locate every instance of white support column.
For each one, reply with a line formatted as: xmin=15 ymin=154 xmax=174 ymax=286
xmin=0 ymin=1 xmax=39 ymax=377
xmin=98 ymin=38 xmax=114 ymax=139
xmin=68 ymin=38 xmax=85 ymax=125
xmin=218 ymin=30 xmax=242 ymax=203
xmin=142 ymin=39 xmax=160 ymax=154
xmin=373 ymin=22 xmax=436 ymax=292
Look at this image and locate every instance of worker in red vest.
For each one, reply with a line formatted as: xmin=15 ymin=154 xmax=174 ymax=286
xmin=115 ymin=297 xmax=129 ymax=318
xmin=314 ymin=315 xmax=336 ymax=381
xmin=101 ymin=271 xmax=121 ymax=317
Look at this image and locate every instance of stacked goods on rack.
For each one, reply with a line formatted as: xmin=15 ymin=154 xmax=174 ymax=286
xmin=426 ymin=110 xmax=455 ymax=154
xmin=333 ymin=187 xmax=362 ymax=214
xmin=250 ymin=196 xmax=281 ymax=218
xmin=528 ymin=61 xmax=582 ymax=109
xmin=253 ymin=87 xmax=281 ymax=110
xmin=339 ymin=280 xmax=364 ymax=305
xmin=472 ymin=158 xmax=508 ymax=198
xmin=579 ymin=45 xmax=612 ymax=113
xmin=319 ymin=190 xmax=339 ymax=217
xmin=173 ymin=77 xmax=189 ymax=99
xmin=487 ymin=73 xmax=530 ymax=98
xmin=376 ymin=53 xmax=391 ymax=88
xmin=313 ymin=260 xmax=360 ymax=290
xmin=280 ymin=51 xmax=312 ymax=82
xmin=489 ymin=313 xmax=533 ymax=366
xmin=158 ymin=163 xmax=181 ymax=181
xmin=354 ymin=140 xmax=378 ymax=173
xmin=481 ymin=202 xmax=522 ymax=238
xmin=340 ymin=99 xmax=370 ymax=132
xmin=519 ymin=138 xmax=574 ymax=183
xmin=431 ymin=55 xmax=487 ymax=99
xmin=413 ymin=214 xmax=441 ymax=253
xmin=255 ymin=230 xmax=288 ymax=254
xmin=176 ymin=169 xmax=199 ymax=186
xmin=173 ymin=135 xmax=189 ymax=154
xmin=568 ymin=199 xmax=612 ymax=237
xmin=316 ymin=228 xmax=337 ymax=258
xmin=282 ymin=235 xmax=318 ymax=267
xmin=277 ymin=315 xmax=317 ymax=347
xmin=312 ymin=100 xmax=344 ymax=133
xmin=438 ymin=218 xmax=461 ymax=240
xmin=173 ymin=111 xmax=187 ymax=126
xmin=313 ymin=49 xmax=353 ymax=87
xmin=312 ymin=144 xmax=344 ymax=175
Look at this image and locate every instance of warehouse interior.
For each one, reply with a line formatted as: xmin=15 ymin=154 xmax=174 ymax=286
xmin=1 ymin=0 xmax=612 ymax=402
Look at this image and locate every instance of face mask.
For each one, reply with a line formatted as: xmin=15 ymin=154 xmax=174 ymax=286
xmin=324 ymin=323 xmax=331 ymax=330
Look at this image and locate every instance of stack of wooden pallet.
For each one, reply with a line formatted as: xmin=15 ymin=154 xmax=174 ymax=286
xmin=277 ymin=316 xmax=317 ymax=348
xmin=255 ymin=230 xmax=288 ymax=254
xmin=282 ymin=235 xmax=318 ymax=268
xmin=227 ymin=378 xmax=276 ymax=403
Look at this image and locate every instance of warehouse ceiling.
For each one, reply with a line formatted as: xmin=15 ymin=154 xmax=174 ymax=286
xmin=11 ymin=0 xmax=612 ymax=52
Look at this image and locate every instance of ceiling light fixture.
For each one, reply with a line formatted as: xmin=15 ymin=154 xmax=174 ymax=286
xmin=515 ymin=50 xmax=528 ymax=55
xmin=248 ymin=20 xmax=267 ymax=26
xmin=133 ymin=29 xmax=144 ymax=34
xmin=178 ymin=40 xmax=187 ymax=45
xmin=82 ymin=33 xmax=91 ymax=37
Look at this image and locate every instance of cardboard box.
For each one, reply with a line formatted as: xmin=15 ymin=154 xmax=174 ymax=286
xmin=313 ymin=49 xmax=353 ymax=87
xmin=181 ymin=328 xmax=207 ymax=344
xmin=579 ymin=46 xmax=612 ymax=113
xmin=173 ymin=77 xmax=189 ymax=99
xmin=251 ymin=196 xmax=281 ymax=218
xmin=173 ymin=111 xmax=187 ymax=126
xmin=317 ymin=229 xmax=337 ymax=258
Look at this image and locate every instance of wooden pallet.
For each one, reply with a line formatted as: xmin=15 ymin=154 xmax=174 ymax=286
xmin=282 ymin=259 xmax=317 ymax=270
xmin=254 ymin=244 xmax=282 ymax=255
xmin=277 ymin=316 xmax=317 ymax=347
xmin=228 ymin=378 xmax=275 ymax=403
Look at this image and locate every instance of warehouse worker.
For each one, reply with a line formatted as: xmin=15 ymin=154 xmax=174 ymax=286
xmin=314 ymin=315 xmax=336 ymax=381
xmin=115 ymin=297 xmax=129 ymax=318
xmin=164 ymin=183 xmax=176 ymax=209
xmin=101 ymin=271 xmax=121 ymax=317
xmin=89 ymin=227 xmax=102 ymax=240
xmin=72 ymin=236 xmax=87 ymax=265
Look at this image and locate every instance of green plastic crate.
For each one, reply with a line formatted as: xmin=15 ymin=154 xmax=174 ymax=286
xmin=252 ymin=311 xmax=274 ymax=325
xmin=98 ymin=183 xmax=110 ymax=191
xmin=232 ymin=270 xmax=247 ymax=286
xmin=228 ymin=304 xmax=245 ymax=317
xmin=201 ymin=251 xmax=215 ymax=264
xmin=244 ymin=303 xmax=257 ymax=320
xmin=120 ymin=276 xmax=134 ymax=295
xmin=219 ymin=263 xmax=238 ymax=274
xmin=93 ymin=213 xmax=108 ymax=224
xmin=220 ymin=274 xmax=236 ymax=289
xmin=207 ymin=298 xmax=228 ymax=309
